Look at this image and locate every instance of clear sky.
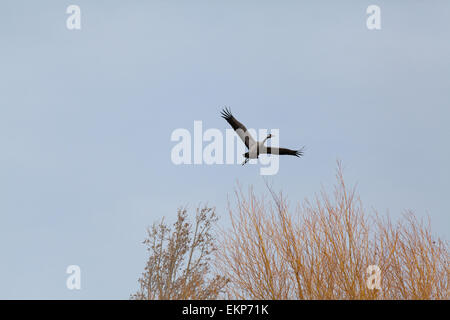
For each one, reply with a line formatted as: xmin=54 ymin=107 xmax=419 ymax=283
xmin=0 ymin=1 xmax=449 ymax=299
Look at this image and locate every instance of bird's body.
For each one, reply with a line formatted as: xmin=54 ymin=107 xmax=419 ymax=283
xmin=221 ymin=107 xmax=304 ymax=165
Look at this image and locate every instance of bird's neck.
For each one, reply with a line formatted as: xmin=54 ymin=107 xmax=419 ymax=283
xmin=261 ymin=136 xmax=270 ymax=144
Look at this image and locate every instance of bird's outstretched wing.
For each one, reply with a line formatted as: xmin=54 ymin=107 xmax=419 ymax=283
xmin=264 ymin=147 xmax=304 ymax=157
xmin=221 ymin=107 xmax=256 ymax=149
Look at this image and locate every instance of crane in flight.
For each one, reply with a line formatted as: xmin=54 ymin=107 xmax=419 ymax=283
xmin=221 ymin=107 xmax=304 ymax=165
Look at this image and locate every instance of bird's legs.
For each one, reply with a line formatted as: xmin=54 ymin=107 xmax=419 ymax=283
xmin=242 ymin=158 xmax=249 ymax=166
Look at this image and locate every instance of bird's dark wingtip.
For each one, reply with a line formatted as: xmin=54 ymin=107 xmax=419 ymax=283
xmin=220 ymin=106 xmax=232 ymax=119
xmin=295 ymin=147 xmax=305 ymax=157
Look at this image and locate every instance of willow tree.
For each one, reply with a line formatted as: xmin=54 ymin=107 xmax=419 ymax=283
xmin=132 ymin=206 xmax=228 ymax=300
xmin=217 ymin=162 xmax=449 ymax=300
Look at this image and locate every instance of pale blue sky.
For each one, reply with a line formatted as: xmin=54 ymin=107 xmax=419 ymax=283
xmin=0 ymin=1 xmax=449 ymax=299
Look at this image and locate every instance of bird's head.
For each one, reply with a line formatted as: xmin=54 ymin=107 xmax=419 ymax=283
xmin=266 ymin=133 xmax=273 ymax=139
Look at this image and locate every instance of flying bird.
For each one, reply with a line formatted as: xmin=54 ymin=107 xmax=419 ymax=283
xmin=221 ymin=107 xmax=304 ymax=165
